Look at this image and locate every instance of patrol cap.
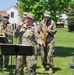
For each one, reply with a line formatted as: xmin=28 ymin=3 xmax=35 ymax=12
xmin=3 ymin=14 xmax=10 ymax=18
xmin=44 ymin=11 xmax=51 ymax=17
xmin=23 ymin=12 xmax=29 ymax=17
xmin=27 ymin=13 xmax=35 ymax=20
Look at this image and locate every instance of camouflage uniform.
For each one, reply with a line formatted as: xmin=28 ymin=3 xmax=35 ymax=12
xmin=14 ymin=12 xmax=29 ymax=71
xmin=0 ymin=20 xmax=13 ymax=68
xmin=14 ymin=24 xmax=27 ymax=73
xmin=16 ymin=13 xmax=44 ymax=75
xmin=38 ymin=11 xmax=57 ymax=73
xmin=14 ymin=25 xmax=24 ymax=44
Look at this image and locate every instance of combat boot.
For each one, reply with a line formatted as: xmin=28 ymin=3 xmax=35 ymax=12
xmin=48 ymin=68 xmax=53 ymax=74
xmin=2 ymin=65 xmax=8 ymax=70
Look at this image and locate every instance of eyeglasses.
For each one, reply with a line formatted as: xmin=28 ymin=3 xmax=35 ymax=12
xmin=3 ymin=17 xmax=9 ymax=19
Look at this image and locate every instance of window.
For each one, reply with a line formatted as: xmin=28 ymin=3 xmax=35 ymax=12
xmin=11 ymin=12 xmax=14 ymax=18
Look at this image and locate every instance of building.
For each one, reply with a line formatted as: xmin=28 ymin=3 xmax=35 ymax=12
xmin=7 ymin=6 xmax=22 ymax=25
xmin=0 ymin=6 xmax=22 ymax=25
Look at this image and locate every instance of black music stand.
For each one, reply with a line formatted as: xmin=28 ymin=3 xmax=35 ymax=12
xmin=1 ymin=44 xmax=34 ymax=56
xmin=0 ymin=36 xmax=9 ymax=43
xmin=0 ymin=44 xmax=34 ymax=75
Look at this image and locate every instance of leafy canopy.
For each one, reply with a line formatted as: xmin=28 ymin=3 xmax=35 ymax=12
xmin=17 ymin=0 xmax=71 ymax=22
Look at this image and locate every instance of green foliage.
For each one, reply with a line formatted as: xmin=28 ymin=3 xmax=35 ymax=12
xmin=17 ymin=0 xmax=71 ymax=22
xmin=69 ymin=0 xmax=74 ymax=9
xmin=68 ymin=10 xmax=74 ymax=31
xmin=17 ymin=0 xmax=46 ymax=21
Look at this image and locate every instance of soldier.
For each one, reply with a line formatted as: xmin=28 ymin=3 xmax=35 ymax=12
xmin=14 ymin=12 xmax=28 ymax=43
xmin=38 ymin=11 xmax=57 ymax=74
xmin=14 ymin=12 xmax=29 ymax=71
xmin=0 ymin=14 xmax=13 ymax=69
xmin=16 ymin=13 xmax=45 ymax=75
xmin=14 ymin=12 xmax=29 ymax=44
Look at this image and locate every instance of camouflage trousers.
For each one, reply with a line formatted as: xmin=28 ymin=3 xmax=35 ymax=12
xmin=0 ymin=47 xmax=2 ymax=68
xmin=0 ymin=55 xmax=9 ymax=68
xmin=0 ymin=55 xmax=3 ymax=68
xmin=3 ymin=55 xmax=9 ymax=67
xmin=15 ymin=45 xmax=37 ymax=75
xmin=40 ymin=41 xmax=54 ymax=68
xmin=16 ymin=55 xmax=37 ymax=75
xmin=0 ymin=46 xmax=9 ymax=68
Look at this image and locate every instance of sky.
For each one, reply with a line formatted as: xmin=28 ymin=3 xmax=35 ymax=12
xmin=0 ymin=0 xmax=18 ymax=10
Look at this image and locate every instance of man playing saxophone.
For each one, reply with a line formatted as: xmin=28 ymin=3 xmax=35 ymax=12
xmin=38 ymin=10 xmax=57 ymax=74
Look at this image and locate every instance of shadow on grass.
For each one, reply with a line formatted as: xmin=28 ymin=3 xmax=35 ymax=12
xmin=0 ymin=65 xmax=16 ymax=73
xmin=36 ymin=66 xmax=41 ymax=69
xmin=36 ymin=67 xmax=61 ymax=75
xmin=45 ymin=67 xmax=62 ymax=71
xmin=37 ymin=46 xmax=74 ymax=57
xmin=7 ymin=65 xmax=16 ymax=69
xmin=54 ymin=46 xmax=74 ymax=57
xmin=37 ymin=72 xmax=49 ymax=75
xmin=53 ymin=67 xmax=62 ymax=72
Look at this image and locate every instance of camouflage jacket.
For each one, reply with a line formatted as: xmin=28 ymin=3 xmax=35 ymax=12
xmin=0 ymin=22 xmax=13 ymax=43
xmin=38 ymin=19 xmax=57 ymax=42
xmin=15 ymin=23 xmax=43 ymax=46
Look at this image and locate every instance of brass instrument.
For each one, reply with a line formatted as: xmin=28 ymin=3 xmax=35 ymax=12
xmin=0 ymin=27 xmax=5 ymax=37
xmin=0 ymin=33 xmax=5 ymax=36
xmin=41 ymin=24 xmax=48 ymax=43
xmin=41 ymin=23 xmax=53 ymax=43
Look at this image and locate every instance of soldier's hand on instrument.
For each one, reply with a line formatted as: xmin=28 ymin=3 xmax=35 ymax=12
xmin=17 ymin=56 xmax=23 ymax=61
xmin=47 ymin=30 xmax=53 ymax=34
xmin=39 ymin=42 xmax=45 ymax=47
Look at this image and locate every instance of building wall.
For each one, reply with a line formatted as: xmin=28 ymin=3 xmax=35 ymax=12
xmin=7 ymin=7 xmax=21 ymax=25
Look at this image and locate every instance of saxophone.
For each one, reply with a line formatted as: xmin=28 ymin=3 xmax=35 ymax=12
xmin=41 ymin=24 xmax=48 ymax=43
xmin=41 ymin=23 xmax=53 ymax=43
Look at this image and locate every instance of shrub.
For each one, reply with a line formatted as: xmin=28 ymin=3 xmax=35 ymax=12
xmin=68 ymin=10 xmax=74 ymax=31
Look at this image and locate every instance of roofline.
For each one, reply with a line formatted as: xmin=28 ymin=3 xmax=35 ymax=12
xmin=7 ymin=5 xmax=21 ymax=11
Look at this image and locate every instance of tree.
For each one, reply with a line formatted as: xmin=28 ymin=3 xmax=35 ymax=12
xmin=17 ymin=0 xmax=71 ymax=22
xmin=67 ymin=10 xmax=74 ymax=31
xmin=69 ymin=0 xmax=74 ymax=9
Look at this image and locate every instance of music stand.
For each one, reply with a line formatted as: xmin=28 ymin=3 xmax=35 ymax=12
xmin=15 ymin=44 xmax=34 ymax=55
xmin=1 ymin=44 xmax=34 ymax=55
xmin=0 ymin=36 xmax=9 ymax=43
xmin=0 ymin=44 xmax=34 ymax=75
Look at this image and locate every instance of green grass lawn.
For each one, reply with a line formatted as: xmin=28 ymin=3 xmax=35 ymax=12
xmin=0 ymin=27 xmax=74 ymax=75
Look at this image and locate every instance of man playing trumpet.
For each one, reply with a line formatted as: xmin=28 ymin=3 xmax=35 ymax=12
xmin=38 ymin=10 xmax=57 ymax=74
